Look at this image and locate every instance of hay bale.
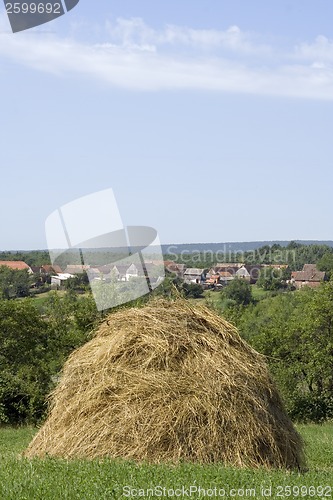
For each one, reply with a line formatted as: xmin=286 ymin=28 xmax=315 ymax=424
xmin=24 ymin=298 xmax=304 ymax=469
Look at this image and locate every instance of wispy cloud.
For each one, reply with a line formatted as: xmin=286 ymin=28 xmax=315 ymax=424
xmin=1 ymin=12 xmax=333 ymax=100
xmin=105 ymin=17 xmax=271 ymax=56
xmin=295 ymin=35 xmax=333 ymax=63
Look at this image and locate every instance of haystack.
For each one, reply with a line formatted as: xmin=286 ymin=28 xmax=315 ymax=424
xmin=25 ymin=298 xmax=304 ymax=469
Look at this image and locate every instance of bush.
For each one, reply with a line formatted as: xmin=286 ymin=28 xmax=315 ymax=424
xmin=287 ymin=393 xmax=333 ymax=424
xmin=182 ymin=283 xmax=204 ymax=298
xmin=238 ymin=283 xmax=333 ymax=422
xmin=222 ymin=279 xmax=253 ymax=306
xmin=0 ymin=300 xmax=51 ymax=424
xmin=0 ymin=295 xmax=99 ymax=425
xmin=0 ymin=371 xmax=47 ymax=425
xmin=257 ymin=267 xmax=290 ymax=291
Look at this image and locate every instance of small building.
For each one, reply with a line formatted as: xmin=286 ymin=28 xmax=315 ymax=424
xmin=218 ymin=271 xmax=234 ymax=285
xmin=31 ymin=264 xmax=63 ymax=275
xmin=204 ymin=273 xmax=223 ymax=290
xmin=87 ymin=267 xmax=103 ymax=281
xmin=291 ymin=264 xmax=326 ymax=289
xmin=126 ymin=263 xmax=139 ymax=281
xmin=63 ymin=265 xmax=90 ymax=275
xmin=111 ymin=264 xmax=131 ymax=281
xmin=164 ymin=261 xmax=186 ymax=279
xmin=183 ymin=268 xmax=206 ymax=284
xmin=213 ymin=263 xmax=243 ymax=278
xmin=43 ymin=264 xmax=63 ymax=274
xmin=236 ymin=265 xmax=263 ymax=284
xmin=51 ymin=273 xmax=75 ymax=288
xmin=0 ymin=260 xmax=33 ymax=274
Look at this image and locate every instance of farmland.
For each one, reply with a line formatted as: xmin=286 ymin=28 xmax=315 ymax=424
xmin=0 ymin=424 xmax=332 ymax=499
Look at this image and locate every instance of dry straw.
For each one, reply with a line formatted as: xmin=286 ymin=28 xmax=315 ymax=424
xmin=25 ymin=297 xmax=304 ymax=469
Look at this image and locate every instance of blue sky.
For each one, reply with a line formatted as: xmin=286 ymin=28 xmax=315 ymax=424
xmin=1 ymin=0 xmax=333 ymax=249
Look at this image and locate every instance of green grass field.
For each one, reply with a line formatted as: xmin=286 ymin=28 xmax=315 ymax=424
xmin=0 ymin=424 xmax=332 ymax=499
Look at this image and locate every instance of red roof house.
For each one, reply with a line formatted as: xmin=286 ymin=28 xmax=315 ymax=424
xmin=292 ymin=264 xmax=326 ymax=289
xmin=0 ymin=261 xmax=32 ymax=273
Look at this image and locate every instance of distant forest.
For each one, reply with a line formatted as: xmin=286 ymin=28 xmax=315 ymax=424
xmin=1 ymin=241 xmax=333 ymax=271
xmin=166 ymin=241 xmax=333 ymax=270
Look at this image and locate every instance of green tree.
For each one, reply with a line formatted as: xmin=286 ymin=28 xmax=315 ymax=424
xmin=182 ymin=283 xmax=204 ymax=298
xmin=257 ymin=267 xmax=289 ymax=291
xmin=65 ymin=271 xmax=90 ymax=292
xmin=0 ymin=267 xmax=31 ymax=299
xmin=0 ymin=292 xmax=101 ymax=424
xmin=239 ymin=282 xmax=333 ymax=422
xmin=44 ymin=292 xmax=97 ymax=371
xmin=0 ymin=300 xmax=50 ymax=423
xmin=222 ymin=278 xmax=253 ymax=306
xmin=317 ymin=253 xmax=333 ymax=280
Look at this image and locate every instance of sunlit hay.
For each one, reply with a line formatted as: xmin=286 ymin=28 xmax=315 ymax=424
xmin=24 ymin=297 xmax=304 ymax=469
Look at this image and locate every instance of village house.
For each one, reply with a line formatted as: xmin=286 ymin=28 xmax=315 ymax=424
xmin=291 ymin=264 xmax=326 ymax=289
xmin=86 ymin=267 xmax=103 ymax=281
xmin=164 ymin=261 xmax=186 ymax=279
xmin=83 ymin=261 xmax=164 ymax=284
xmin=206 ymin=264 xmax=262 ymax=285
xmin=217 ymin=271 xmax=235 ymax=285
xmin=0 ymin=260 xmax=33 ymax=274
xmin=204 ymin=273 xmax=222 ymax=289
xmin=236 ymin=265 xmax=262 ymax=284
xmin=126 ymin=263 xmax=139 ymax=280
xmin=125 ymin=263 xmax=161 ymax=281
xmin=95 ymin=264 xmax=116 ymax=280
xmin=183 ymin=268 xmax=207 ymax=284
xmin=51 ymin=273 xmax=75 ymax=288
xmin=63 ymin=264 xmax=90 ymax=275
xmin=31 ymin=264 xmax=63 ymax=275
xmin=213 ymin=263 xmax=243 ymax=277
xmin=205 ymin=268 xmax=233 ymax=288
xmin=110 ymin=264 xmax=130 ymax=281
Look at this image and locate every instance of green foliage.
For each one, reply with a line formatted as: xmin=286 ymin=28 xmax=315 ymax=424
xmin=73 ymin=295 xmax=100 ymax=332
xmin=43 ymin=292 xmax=101 ymax=371
xmin=238 ymin=282 xmax=333 ymax=422
xmin=0 ymin=300 xmax=50 ymax=424
xmin=0 ymin=250 xmax=51 ymax=267
xmin=168 ymin=242 xmax=333 ymax=271
xmin=257 ymin=266 xmax=290 ymax=291
xmin=244 ymin=243 xmax=333 ymax=270
xmin=0 ymin=267 xmax=31 ymax=299
xmin=317 ymin=252 xmax=333 ymax=279
xmin=64 ymin=271 xmax=90 ymax=292
xmin=152 ymin=272 xmax=183 ymax=298
xmin=0 ymin=293 xmax=102 ymax=425
xmin=222 ymin=279 xmax=253 ymax=306
xmin=182 ymin=283 xmax=204 ymax=298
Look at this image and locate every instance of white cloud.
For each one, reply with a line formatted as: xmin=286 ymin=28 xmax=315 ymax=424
xmin=105 ymin=18 xmax=271 ymax=56
xmin=1 ymin=12 xmax=333 ymax=100
xmin=295 ymin=35 xmax=333 ymax=63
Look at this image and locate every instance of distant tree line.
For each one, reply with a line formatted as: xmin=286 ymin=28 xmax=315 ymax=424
xmin=166 ymin=242 xmax=333 ymax=271
xmin=0 ymin=251 xmax=51 ymax=267
xmin=2 ymin=242 xmax=333 ymax=271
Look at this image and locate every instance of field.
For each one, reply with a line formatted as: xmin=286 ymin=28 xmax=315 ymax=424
xmin=0 ymin=424 xmax=332 ymax=499
xmin=188 ymin=287 xmax=271 ymax=308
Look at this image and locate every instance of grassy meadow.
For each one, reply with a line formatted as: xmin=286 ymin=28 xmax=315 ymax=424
xmin=0 ymin=424 xmax=332 ymax=499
